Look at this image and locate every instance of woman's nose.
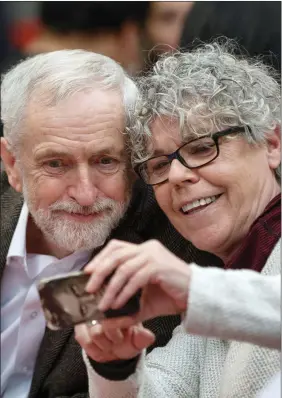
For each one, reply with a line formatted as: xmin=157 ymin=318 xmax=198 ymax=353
xmin=168 ymin=159 xmax=200 ymax=185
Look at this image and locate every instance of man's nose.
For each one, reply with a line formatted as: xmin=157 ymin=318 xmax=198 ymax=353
xmin=68 ymin=168 xmax=99 ymax=207
xmin=168 ymin=159 xmax=200 ymax=185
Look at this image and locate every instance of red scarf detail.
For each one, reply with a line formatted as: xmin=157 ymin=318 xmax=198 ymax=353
xmin=225 ymin=193 xmax=281 ymax=272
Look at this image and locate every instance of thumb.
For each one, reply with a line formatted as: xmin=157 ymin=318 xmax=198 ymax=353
xmin=132 ymin=325 xmax=156 ymax=351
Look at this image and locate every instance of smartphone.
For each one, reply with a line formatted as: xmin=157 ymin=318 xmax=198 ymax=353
xmin=37 ymin=271 xmax=141 ymax=330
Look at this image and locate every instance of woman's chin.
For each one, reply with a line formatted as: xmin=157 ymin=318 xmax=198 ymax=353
xmin=182 ymin=228 xmax=226 ymax=257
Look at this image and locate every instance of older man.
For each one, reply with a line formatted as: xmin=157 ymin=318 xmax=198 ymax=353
xmin=0 ymin=50 xmax=219 ymax=398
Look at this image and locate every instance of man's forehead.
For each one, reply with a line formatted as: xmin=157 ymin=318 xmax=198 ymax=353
xmin=22 ymin=89 xmax=125 ymax=150
xmin=26 ymin=88 xmax=124 ymax=126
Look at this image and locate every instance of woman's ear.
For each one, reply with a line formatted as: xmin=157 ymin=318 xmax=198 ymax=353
xmin=265 ymin=126 xmax=281 ymax=171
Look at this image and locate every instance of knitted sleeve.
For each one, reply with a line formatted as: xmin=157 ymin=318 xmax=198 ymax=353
xmin=185 ymin=249 xmax=280 ymax=349
xmin=84 ymin=324 xmax=204 ymax=398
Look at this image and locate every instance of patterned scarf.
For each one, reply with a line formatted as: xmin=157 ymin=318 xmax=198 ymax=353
xmin=225 ymin=193 xmax=281 ymax=272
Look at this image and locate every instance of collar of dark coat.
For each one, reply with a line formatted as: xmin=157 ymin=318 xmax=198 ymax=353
xmin=0 ymin=172 xmax=77 ymax=397
xmin=0 ymin=171 xmax=24 ymax=280
xmin=0 ymin=172 xmax=146 ymax=396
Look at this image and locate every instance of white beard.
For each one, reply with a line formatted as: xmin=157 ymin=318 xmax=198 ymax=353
xmin=22 ymin=183 xmax=129 ymax=253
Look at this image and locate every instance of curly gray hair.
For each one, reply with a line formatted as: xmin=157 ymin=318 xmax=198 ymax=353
xmin=128 ymin=41 xmax=281 ymax=179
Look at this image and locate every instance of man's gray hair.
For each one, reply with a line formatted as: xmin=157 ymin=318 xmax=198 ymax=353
xmin=128 ymin=41 xmax=281 ymax=178
xmin=1 ymin=49 xmax=138 ymax=152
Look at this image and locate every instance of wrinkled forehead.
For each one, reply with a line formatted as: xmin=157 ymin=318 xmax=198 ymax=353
xmin=25 ymin=88 xmax=124 ymax=125
xmin=21 ymin=89 xmax=125 ymax=150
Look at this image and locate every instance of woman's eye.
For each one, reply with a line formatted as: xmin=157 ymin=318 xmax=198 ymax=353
xmin=153 ymin=161 xmax=169 ymax=171
xmin=189 ymin=143 xmax=215 ymax=155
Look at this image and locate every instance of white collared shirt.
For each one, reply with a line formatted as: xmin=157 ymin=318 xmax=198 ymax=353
xmin=1 ymin=203 xmax=92 ymax=398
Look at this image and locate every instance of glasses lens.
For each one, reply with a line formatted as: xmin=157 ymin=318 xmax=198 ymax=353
xmin=138 ymin=156 xmax=171 ymax=185
xmin=180 ymin=137 xmax=217 ymax=168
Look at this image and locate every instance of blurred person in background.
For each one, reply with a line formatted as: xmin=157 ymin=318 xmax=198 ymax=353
xmin=0 ymin=1 xmax=150 ymax=138
xmin=2 ymin=1 xmax=195 ymax=76
xmin=22 ymin=1 xmax=150 ymax=75
xmin=180 ymin=1 xmax=281 ymax=73
xmin=0 ymin=3 xmax=11 ymax=67
xmin=145 ymin=1 xmax=194 ymax=54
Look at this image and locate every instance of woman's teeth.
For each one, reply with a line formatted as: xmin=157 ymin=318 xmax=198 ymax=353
xmin=182 ymin=195 xmax=219 ymax=213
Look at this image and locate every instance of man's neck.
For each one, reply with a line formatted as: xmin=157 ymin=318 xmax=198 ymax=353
xmin=26 ymin=215 xmax=72 ymax=259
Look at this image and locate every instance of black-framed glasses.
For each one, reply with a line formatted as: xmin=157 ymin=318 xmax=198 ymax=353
xmin=134 ymin=126 xmax=246 ymax=186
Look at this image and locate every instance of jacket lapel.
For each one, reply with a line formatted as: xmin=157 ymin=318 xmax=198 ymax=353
xmin=28 ymin=327 xmax=74 ymax=398
xmin=0 ymin=172 xmax=75 ymax=396
xmin=29 ymin=243 xmax=108 ymax=396
xmin=0 ymin=172 xmax=23 ymax=280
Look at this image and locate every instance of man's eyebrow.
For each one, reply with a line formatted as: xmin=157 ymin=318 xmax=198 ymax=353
xmin=90 ymin=146 xmax=125 ymax=156
xmin=34 ymin=146 xmax=125 ymax=160
xmin=34 ymin=148 xmax=70 ymax=160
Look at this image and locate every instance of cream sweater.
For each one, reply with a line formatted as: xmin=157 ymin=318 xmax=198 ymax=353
xmin=84 ymin=240 xmax=281 ymax=398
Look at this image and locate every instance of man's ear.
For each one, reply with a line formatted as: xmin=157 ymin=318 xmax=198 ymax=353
xmin=265 ymin=126 xmax=281 ymax=171
xmin=1 ymin=138 xmax=23 ymax=192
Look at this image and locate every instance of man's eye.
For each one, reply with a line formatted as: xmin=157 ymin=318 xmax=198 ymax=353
xmin=99 ymin=157 xmax=115 ymax=165
xmin=43 ymin=159 xmax=67 ymax=174
xmin=47 ymin=160 xmax=64 ymax=168
xmin=95 ymin=157 xmax=120 ymax=173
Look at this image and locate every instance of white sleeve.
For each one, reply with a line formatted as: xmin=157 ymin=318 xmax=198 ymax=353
xmin=84 ymin=324 xmax=205 ymax=398
xmin=185 ymin=264 xmax=281 ymax=350
xmin=257 ymin=372 xmax=281 ymax=398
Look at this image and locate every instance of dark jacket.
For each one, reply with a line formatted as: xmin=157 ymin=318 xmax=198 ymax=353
xmin=0 ymin=171 xmax=221 ymax=397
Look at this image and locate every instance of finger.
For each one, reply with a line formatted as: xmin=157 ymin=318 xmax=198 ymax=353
xmin=132 ymin=325 xmax=156 ymax=351
xmin=98 ymin=255 xmax=145 ymax=311
xmin=85 ymin=246 xmax=138 ymax=294
xmin=75 ymin=323 xmax=92 ymax=346
xmin=101 ymin=315 xmax=140 ymax=329
xmin=85 ymin=342 xmax=119 ymax=363
xmin=112 ymin=267 xmax=154 ymax=310
xmin=75 ymin=324 xmax=119 ymax=362
xmin=103 ymin=327 xmax=124 ymax=344
xmin=88 ymin=324 xmax=113 ymax=353
xmin=85 ymin=240 xmax=135 ymax=272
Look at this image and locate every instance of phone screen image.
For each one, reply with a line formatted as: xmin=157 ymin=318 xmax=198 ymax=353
xmin=38 ymin=273 xmax=106 ymax=330
xmin=37 ymin=272 xmax=141 ymax=330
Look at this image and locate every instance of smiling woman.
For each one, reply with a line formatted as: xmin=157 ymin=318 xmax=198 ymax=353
xmin=129 ymin=41 xmax=280 ymax=260
xmin=77 ymin=41 xmax=281 ymax=398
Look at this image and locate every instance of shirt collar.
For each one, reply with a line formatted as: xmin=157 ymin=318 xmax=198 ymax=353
xmin=7 ymin=202 xmax=28 ymax=260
